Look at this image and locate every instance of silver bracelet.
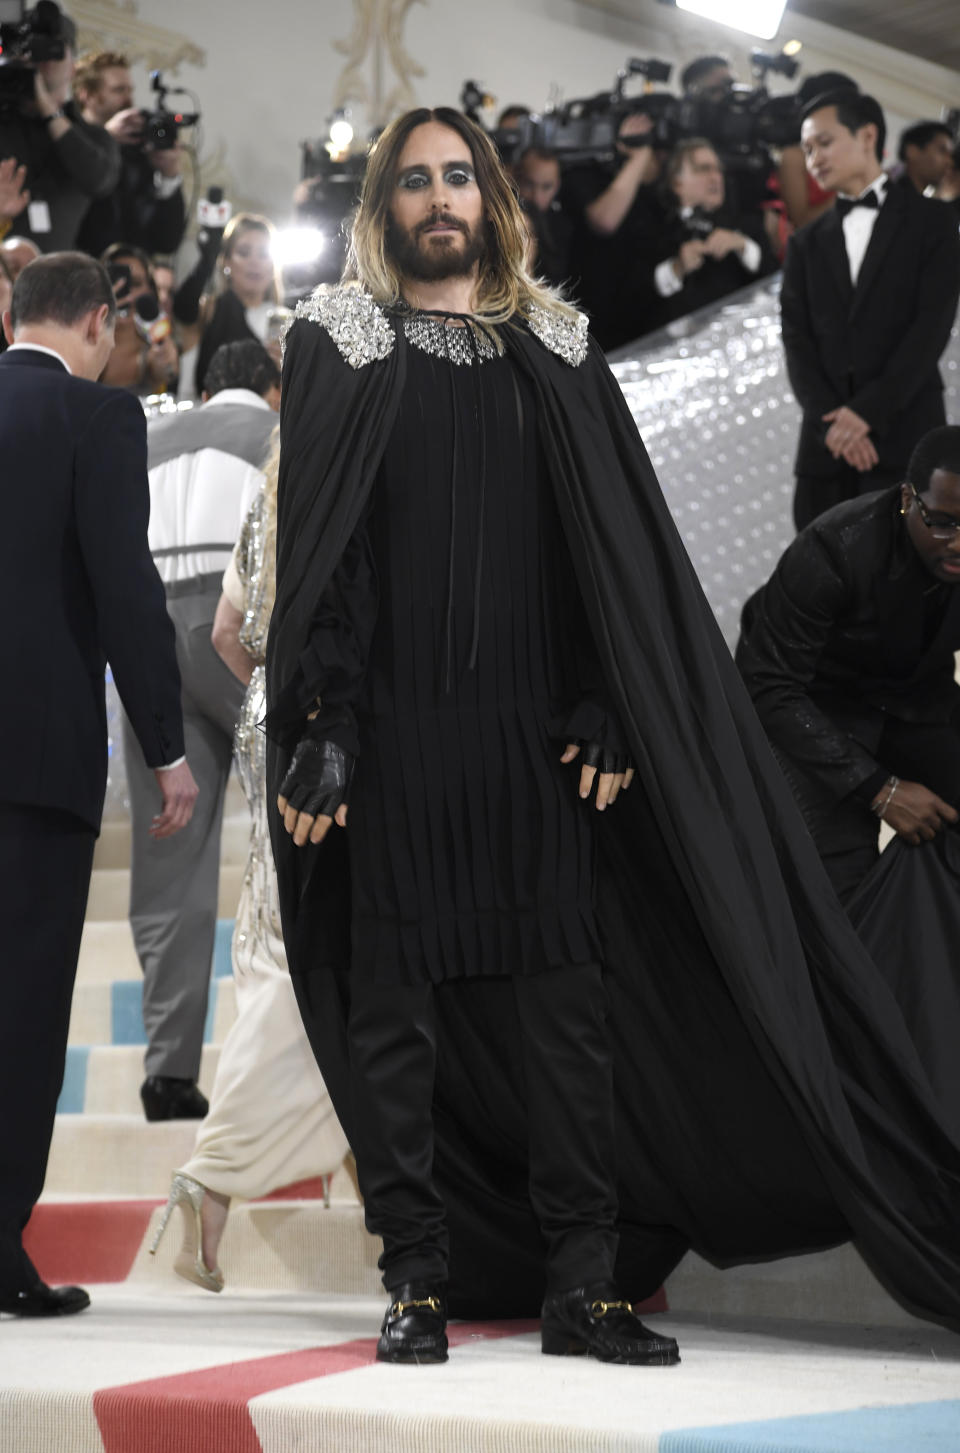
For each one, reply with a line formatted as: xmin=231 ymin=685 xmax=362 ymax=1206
xmin=873 ymin=775 xmax=900 ymax=819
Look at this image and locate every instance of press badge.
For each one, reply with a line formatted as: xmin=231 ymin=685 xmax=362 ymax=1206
xmin=27 ymin=200 xmax=52 ymax=234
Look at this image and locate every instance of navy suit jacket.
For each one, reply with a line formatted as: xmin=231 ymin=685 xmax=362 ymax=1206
xmin=0 ymin=348 xmax=184 ymax=830
xmin=780 ymin=185 xmax=960 ymax=478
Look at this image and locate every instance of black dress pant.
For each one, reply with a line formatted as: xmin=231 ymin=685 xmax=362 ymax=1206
xmin=347 ymin=963 xmax=619 ymax=1294
xmin=0 ymin=805 xmax=95 ymax=1291
xmin=779 ymin=718 xmax=960 ymax=905
xmin=794 ymin=465 xmax=901 ymax=533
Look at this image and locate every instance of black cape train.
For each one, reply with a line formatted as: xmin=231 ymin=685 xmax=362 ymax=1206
xmin=265 ymin=286 xmax=960 ymax=1328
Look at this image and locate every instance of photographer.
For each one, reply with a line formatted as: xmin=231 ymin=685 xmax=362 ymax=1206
xmin=648 ymin=137 xmax=775 ymax=329
xmin=0 ymin=6 xmax=119 ymax=251
xmin=515 ymin=146 xmax=573 ymax=288
xmin=73 ymin=51 xmax=186 ymax=259
xmin=100 ymin=241 xmax=179 ymax=396
xmin=563 ymin=106 xmax=669 ymax=349
xmin=680 ymin=55 xmax=734 ymax=103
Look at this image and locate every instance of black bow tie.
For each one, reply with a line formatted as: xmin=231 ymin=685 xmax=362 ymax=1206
xmin=836 ymin=191 xmax=880 ymax=219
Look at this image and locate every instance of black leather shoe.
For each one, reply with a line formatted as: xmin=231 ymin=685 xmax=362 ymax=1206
xmin=0 ymin=1282 xmax=91 ymax=1318
xmin=376 ymin=1282 xmax=448 ymax=1364
xmin=541 ymin=1282 xmax=680 ymax=1365
xmin=141 ymin=1077 xmax=209 ymax=1122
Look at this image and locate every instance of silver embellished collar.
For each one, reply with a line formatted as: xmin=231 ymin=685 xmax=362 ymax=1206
xmin=402 ymin=313 xmax=499 ymax=366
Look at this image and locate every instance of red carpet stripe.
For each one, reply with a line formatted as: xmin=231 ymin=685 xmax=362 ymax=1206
xmin=24 ymin=1201 xmax=162 ymax=1284
xmin=93 ymin=1320 xmax=539 ymax=1453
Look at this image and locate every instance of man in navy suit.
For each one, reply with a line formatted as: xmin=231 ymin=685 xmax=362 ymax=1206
xmin=782 ymin=90 xmax=960 ymax=530
xmin=0 ymin=252 xmax=197 ymax=1316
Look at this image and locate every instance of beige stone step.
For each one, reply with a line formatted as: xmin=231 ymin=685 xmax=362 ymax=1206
xmin=133 ymin=1196 xmax=378 ymax=1296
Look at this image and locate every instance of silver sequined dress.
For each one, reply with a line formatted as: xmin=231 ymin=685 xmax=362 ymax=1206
xmin=179 ymin=490 xmax=349 ymax=1201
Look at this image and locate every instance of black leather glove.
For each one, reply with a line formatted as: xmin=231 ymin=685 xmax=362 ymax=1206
xmin=279 ymin=738 xmax=354 ymax=820
xmin=580 ymin=739 xmax=632 ymax=777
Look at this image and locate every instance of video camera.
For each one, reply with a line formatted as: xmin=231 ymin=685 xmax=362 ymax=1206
xmin=141 ymin=70 xmax=199 ymax=150
xmin=0 ymin=0 xmax=68 ymax=116
xmin=488 ymin=47 xmax=802 ymax=177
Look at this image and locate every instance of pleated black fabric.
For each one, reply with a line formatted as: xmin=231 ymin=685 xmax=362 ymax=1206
xmin=349 ymin=338 xmax=599 ymax=984
xmin=268 ymin=304 xmax=960 ymax=1332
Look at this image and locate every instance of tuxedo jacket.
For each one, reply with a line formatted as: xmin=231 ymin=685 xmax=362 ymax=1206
xmin=0 ymin=349 xmax=184 ymax=830
xmin=736 ymin=487 xmax=960 ymax=803
xmin=780 ymin=184 xmax=960 ymax=478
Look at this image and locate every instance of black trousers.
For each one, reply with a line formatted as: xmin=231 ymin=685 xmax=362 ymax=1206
xmin=347 ymin=964 xmax=619 ymax=1295
xmin=779 ymin=718 xmax=960 ymax=905
xmin=794 ymin=465 xmax=901 ymax=533
xmin=0 ymin=805 xmax=95 ymax=1291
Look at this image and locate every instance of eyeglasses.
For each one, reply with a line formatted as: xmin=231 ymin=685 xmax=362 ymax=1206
xmin=910 ymin=483 xmax=960 ymax=540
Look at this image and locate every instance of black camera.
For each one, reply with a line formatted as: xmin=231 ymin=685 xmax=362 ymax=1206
xmin=487 ymin=49 xmax=802 ymax=179
xmin=140 ymin=70 xmax=199 ymax=151
xmin=0 ymin=0 xmax=68 ymax=116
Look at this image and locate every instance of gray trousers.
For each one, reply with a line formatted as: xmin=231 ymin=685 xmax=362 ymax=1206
xmin=124 ymin=574 xmax=245 ymax=1079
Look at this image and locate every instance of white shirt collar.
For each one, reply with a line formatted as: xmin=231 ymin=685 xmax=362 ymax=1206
xmin=204 ymin=387 xmax=271 ymax=411
xmin=839 ymin=173 xmax=887 ymax=205
xmin=5 ymin=342 xmax=72 ymax=374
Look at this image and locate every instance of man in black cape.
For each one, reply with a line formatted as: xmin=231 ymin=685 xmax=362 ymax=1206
xmin=266 ymin=109 xmax=960 ymax=1357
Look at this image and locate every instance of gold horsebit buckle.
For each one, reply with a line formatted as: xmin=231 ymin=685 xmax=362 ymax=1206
xmin=590 ymin=1299 xmax=633 ymax=1318
xmin=389 ymin=1296 xmax=442 ymax=1320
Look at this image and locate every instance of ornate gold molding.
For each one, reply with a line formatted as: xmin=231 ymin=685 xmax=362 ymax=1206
xmin=72 ymin=0 xmax=205 ymax=72
xmin=333 ymin=0 xmax=426 ymax=130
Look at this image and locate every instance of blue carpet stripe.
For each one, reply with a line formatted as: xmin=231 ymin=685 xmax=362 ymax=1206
xmin=213 ymin=918 xmax=234 ymax=978
xmin=56 ymin=1047 xmax=90 ymax=1114
xmin=660 ymin=1400 xmax=960 ymax=1452
xmin=107 ymin=920 xmax=234 ymax=1044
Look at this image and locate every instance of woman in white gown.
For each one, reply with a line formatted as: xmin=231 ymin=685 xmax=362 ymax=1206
xmin=150 ymin=435 xmax=350 ymax=1289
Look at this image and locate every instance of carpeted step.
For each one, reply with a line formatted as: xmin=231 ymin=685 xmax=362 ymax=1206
xmin=77 ymin=918 xmax=235 ymax=987
xmin=57 ymin=1045 xmax=222 ymax=1116
xmin=85 ymin=862 xmax=246 ymax=925
xmin=133 ymin=1198 xmax=380 ymax=1296
xmin=2 ymin=1286 xmax=958 ymax=1453
xmin=68 ymin=978 xmax=238 ymax=1050
xmin=45 ymin=1116 xmax=206 ymax=1196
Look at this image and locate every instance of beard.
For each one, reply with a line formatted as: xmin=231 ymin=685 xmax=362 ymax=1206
xmin=386 ymin=211 xmax=487 ymax=282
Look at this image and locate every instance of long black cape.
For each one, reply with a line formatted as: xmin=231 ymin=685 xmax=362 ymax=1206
xmin=266 ymin=304 xmax=960 ymax=1327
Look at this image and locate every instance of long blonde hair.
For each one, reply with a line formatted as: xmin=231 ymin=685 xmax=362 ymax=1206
xmin=209 ymin=214 xmax=282 ymax=305
xmin=345 ymin=107 xmax=578 ymax=326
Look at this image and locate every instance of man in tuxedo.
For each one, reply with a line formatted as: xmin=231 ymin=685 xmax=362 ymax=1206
xmin=0 ymin=252 xmax=197 ymax=1316
xmin=736 ymin=426 xmax=960 ymax=904
xmin=781 ymin=90 xmax=960 ymax=530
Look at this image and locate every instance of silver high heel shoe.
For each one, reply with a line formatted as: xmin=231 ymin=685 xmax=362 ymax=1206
xmin=149 ymin=1172 xmax=225 ymax=1293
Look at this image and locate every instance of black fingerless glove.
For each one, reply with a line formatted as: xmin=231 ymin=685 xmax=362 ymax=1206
xmin=580 ymin=739 xmax=632 ymax=776
xmin=279 ymin=737 xmax=354 ymax=820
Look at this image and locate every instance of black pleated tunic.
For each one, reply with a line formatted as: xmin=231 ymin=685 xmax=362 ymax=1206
xmin=346 ymin=320 xmax=601 ymax=984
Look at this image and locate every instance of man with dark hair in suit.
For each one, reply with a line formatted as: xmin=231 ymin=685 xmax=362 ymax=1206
xmin=0 ymin=251 xmax=197 ymax=1316
xmin=897 ymin=121 xmax=956 ymax=196
xmin=736 ymin=425 xmax=960 ymax=905
xmin=130 ymin=339 xmax=279 ymax=1124
xmin=781 ymin=90 xmax=960 ymax=530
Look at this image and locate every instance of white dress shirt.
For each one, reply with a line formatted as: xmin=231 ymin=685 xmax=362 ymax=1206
xmin=655 ymin=209 xmax=762 ymax=298
xmin=4 ymin=341 xmax=72 ymax=372
xmin=839 ymin=173 xmax=887 ymax=286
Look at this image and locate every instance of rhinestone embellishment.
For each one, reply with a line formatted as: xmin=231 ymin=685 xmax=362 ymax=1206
xmin=524 ymin=303 xmax=589 ymax=367
xmin=292 ymin=284 xmax=395 ymax=368
xmin=403 ymin=314 xmax=499 ymax=365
